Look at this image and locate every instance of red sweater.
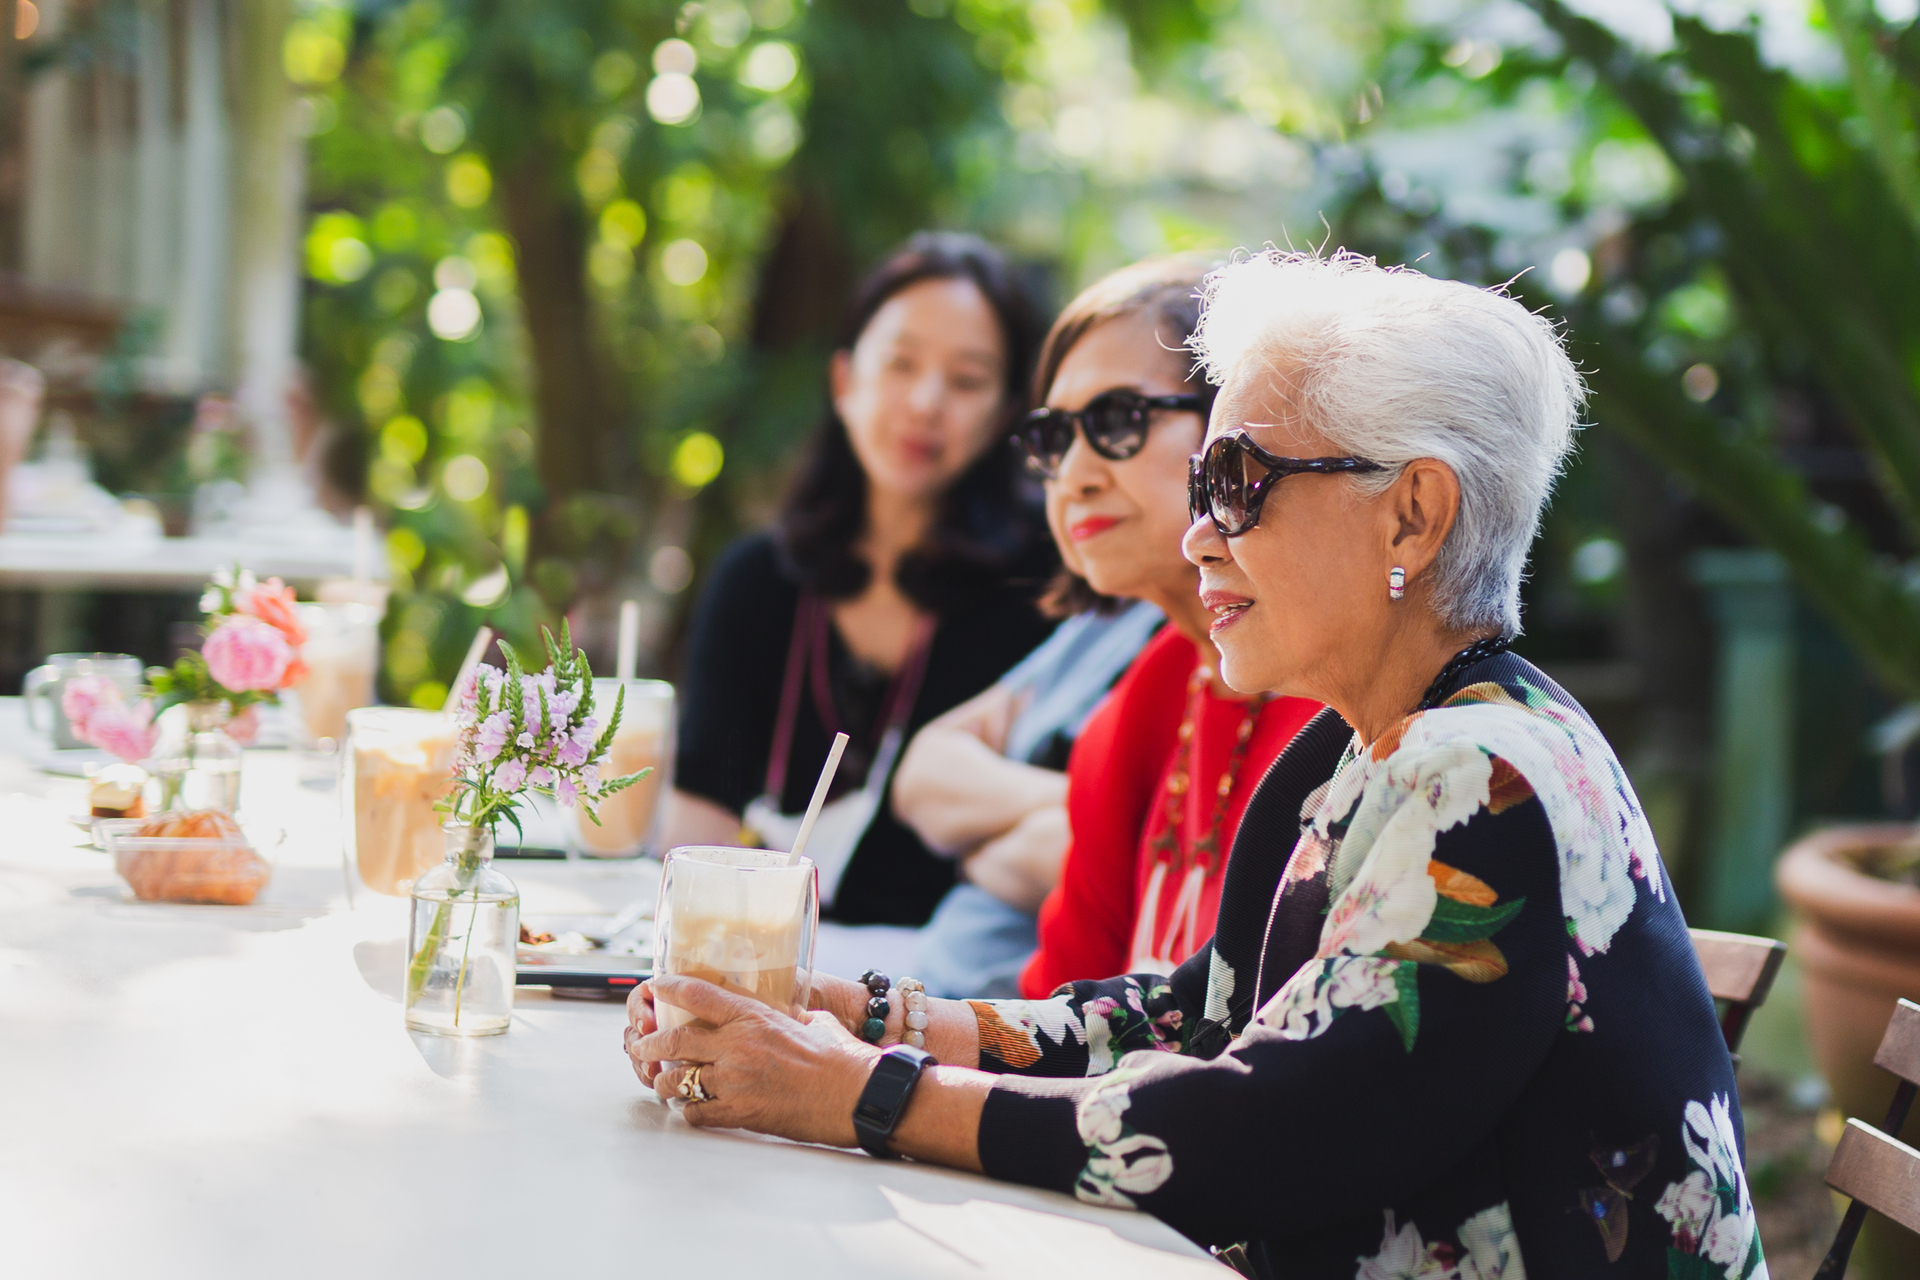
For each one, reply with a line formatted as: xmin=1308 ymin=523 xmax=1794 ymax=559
xmin=1019 ymin=625 xmax=1322 ymax=998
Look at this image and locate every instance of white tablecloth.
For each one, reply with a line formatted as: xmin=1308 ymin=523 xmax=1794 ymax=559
xmin=0 ymin=701 xmax=1218 ymax=1278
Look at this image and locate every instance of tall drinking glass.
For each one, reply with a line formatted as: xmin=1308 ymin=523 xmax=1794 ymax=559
xmin=653 ymin=846 xmax=817 ymax=1034
xmin=289 ymin=602 xmax=381 ymax=747
xmin=341 ymin=707 xmax=459 ymax=901
xmin=567 ymin=678 xmax=674 ymax=860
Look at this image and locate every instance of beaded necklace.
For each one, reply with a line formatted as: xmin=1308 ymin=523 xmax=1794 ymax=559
xmin=1129 ymin=662 xmax=1273 ymax=970
xmin=1414 ymin=634 xmax=1514 ymax=712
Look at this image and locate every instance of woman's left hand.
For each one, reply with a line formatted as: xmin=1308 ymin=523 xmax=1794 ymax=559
xmin=625 ymin=973 xmax=882 ymax=1146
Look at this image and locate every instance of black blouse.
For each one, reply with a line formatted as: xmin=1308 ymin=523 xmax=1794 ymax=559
xmin=675 ymin=531 xmax=1054 ymax=925
xmin=964 ymin=653 xmax=1758 ymax=1280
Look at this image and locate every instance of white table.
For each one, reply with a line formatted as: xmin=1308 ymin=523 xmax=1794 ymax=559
xmin=0 ymin=529 xmax=370 ymax=590
xmin=0 ymin=702 xmax=1218 ymax=1278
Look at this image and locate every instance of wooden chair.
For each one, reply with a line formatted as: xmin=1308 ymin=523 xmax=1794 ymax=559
xmin=1689 ymin=927 xmax=1788 ymax=1055
xmin=1814 ymin=998 xmax=1920 ymax=1279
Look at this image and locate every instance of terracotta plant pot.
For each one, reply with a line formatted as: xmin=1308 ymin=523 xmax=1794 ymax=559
xmin=1776 ymin=824 xmax=1920 ymax=1279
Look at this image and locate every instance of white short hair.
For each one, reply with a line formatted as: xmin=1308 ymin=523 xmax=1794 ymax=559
xmin=1190 ymin=249 xmax=1583 ymax=636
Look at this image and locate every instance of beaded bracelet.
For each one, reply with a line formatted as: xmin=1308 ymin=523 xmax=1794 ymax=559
xmin=898 ymin=977 xmax=928 ymax=1050
xmin=856 ymin=969 xmax=890 ymax=1043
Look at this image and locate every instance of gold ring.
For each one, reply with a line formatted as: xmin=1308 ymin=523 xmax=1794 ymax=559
xmin=678 ymin=1063 xmax=713 ymax=1103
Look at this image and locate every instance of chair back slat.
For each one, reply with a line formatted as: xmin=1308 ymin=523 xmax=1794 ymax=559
xmin=1687 ymin=928 xmax=1787 ymax=1054
xmin=1872 ymin=998 xmax=1920 ymax=1088
xmin=1825 ymin=1119 xmax=1920 ymax=1236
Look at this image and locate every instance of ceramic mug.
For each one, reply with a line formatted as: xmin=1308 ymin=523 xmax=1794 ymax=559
xmin=24 ymin=653 xmax=145 ymax=750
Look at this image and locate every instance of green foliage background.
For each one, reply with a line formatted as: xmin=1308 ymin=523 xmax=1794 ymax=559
xmin=294 ymin=0 xmax=1920 ymax=732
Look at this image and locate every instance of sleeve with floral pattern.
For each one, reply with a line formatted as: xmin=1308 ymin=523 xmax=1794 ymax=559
xmin=971 ymin=750 xmax=1569 ymax=1246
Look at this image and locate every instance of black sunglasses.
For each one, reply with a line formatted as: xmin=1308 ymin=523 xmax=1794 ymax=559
xmin=1188 ymin=431 xmax=1387 ymax=537
xmin=1017 ymin=389 xmax=1207 ymax=479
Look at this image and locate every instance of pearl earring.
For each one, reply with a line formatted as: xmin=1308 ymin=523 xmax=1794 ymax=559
xmin=1388 ymin=567 xmax=1406 ymax=600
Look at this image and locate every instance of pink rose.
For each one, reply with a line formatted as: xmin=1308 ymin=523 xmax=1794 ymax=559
xmin=86 ymin=700 xmax=159 ymax=764
xmin=202 ymin=616 xmax=293 ymax=692
xmin=61 ymin=675 xmax=120 ymax=740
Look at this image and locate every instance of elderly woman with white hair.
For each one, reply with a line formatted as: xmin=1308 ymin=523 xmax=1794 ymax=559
xmin=626 ymin=252 xmax=1759 ymax=1280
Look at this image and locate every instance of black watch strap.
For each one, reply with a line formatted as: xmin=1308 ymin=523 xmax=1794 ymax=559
xmin=852 ymin=1044 xmax=934 ymax=1158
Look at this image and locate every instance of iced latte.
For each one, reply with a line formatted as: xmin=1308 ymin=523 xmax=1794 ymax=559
xmin=292 ymin=602 xmax=380 ymax=745
xmin=654 ymin=846 xmax=817 ymax=1034
xmin=570 ymin=678 xmax=673 ymax=859
xmin=343 ymin=707 xmax=460 ymax=897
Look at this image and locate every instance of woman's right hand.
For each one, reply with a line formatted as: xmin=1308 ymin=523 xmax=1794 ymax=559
xmin=627 ymin=973 xmax=868 ymax=1080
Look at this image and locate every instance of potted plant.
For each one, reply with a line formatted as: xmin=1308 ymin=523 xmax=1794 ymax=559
xmin=1776 ymin=827 xmax=1920 ymax=1277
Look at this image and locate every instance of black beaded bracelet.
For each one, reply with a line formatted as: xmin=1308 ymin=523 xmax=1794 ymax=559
xmin=857 ymin=969 xmax=891 ymax=1043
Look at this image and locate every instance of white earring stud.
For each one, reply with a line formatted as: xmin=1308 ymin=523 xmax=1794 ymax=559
xmin=1388 ymin=567 xmax=1406 ymax=600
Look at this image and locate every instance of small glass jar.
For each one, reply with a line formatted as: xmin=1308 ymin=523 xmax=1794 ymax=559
xmin=405 ymin=824 xmax=520 ymax=1037
xmin=152 ymin=701 xmax=243 ymax=813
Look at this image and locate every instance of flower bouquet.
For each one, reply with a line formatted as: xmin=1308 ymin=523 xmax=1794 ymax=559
xmin=65 ymin=566 xmax=312 ymax=811
xmin=404 ymin=623 xmax=648 ymax=1036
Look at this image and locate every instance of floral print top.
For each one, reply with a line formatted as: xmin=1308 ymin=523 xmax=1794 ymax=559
xmin=970 ymin=653 xmax=1765 ymax=1280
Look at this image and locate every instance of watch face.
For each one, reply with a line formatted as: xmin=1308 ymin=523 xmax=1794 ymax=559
xmin=854 ymin=1047 xmax=932 ymax=1134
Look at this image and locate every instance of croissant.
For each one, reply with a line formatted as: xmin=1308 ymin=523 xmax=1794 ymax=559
xmin=121 ymin=810 xmax=269 ymax=905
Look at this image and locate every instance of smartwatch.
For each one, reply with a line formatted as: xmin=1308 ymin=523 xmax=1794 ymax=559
xmin=852 ymin=1044 xmax=934 ymax=1158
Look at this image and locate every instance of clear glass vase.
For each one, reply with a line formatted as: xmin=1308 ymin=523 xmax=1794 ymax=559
xmin=405 ymin=824 xmax=520 ymax=1037
xmin=153 ymin=701 xmax=243 ymax=813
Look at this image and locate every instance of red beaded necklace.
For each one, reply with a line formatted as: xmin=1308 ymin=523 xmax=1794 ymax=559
xmin=1131 ymin=662 xmax=1272 ymax=969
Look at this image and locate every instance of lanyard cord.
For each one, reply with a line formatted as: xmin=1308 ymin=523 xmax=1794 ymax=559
xmin=763 ymin=593 xmax=934 ymax=802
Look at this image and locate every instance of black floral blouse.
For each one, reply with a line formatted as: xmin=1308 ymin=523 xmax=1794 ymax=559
xmin=966 ymin=653 xmax=1764 ymax=1280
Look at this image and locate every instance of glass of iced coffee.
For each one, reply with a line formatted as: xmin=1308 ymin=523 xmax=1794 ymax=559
xmin=567 ymin=678 xmax=674 ymax=860
xmin=341 ymin=707 xmax=460 ymax=901
xmin=291 ymin=602 xmax=381 ymax=748
xmin=653 ymin=846 xmax=817 ymax=1033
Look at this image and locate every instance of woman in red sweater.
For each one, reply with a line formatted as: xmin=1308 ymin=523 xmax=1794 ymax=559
xmin=1012 ymin=260 xmax=1321 ymax=998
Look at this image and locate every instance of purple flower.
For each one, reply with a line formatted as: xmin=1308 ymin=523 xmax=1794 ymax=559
xmin=582 ymin=764 xmax=600 ymax=795
xmin=556 ymin=777 xmax=578 ymax=807
xmin=474 ymin=711 xmax=511 ymax=763
xmin=493 ymin=757 xmax=527 ymax=793
xmin=529 ymin=765 xmax=553 ymax=788
xmin=558 ymin=734 xmax=589 ymax=768
xmin=516 ymin=730 xmax=536 ymax=750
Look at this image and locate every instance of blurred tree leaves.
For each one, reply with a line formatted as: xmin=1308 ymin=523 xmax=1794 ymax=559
xmin=300 ymin=0 xmax=1258 ymax=703
xmin=1528 ymin=0 xmax=1920 ymax=697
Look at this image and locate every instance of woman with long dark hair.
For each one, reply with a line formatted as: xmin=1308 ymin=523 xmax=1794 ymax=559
xmin=665 ymin=232 xmax=1057 ymax=927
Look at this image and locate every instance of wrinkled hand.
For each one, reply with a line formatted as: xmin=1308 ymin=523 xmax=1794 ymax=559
xmin=624 ymin=971 xmax=871 ymax=1088
xmin=625 ymin=974 xmax=880 ymax=1146
xmin=806 ymin=971 xmax=873 ymax=1032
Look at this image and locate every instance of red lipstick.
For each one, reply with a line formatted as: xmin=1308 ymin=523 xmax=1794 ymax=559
xmin=1201 ymin=588 xmax=1254 ymax=636
xmin=1069 ymin=515 xmax=1120 ymax=541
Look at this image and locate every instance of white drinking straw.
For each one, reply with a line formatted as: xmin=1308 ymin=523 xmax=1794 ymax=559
xmin=616 ymin=599 xmax=640 ymax=682
xmin=445 ymin=625 xmax=495 ymax=710
xmin=787 ymin=732 xmax=849 ymax=866
xmin=351 ymin=506 xmax=374 ymax=586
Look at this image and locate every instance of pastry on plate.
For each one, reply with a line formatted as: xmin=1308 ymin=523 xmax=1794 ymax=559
xmin=89 ymin=764 xmax=148 ymax=819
